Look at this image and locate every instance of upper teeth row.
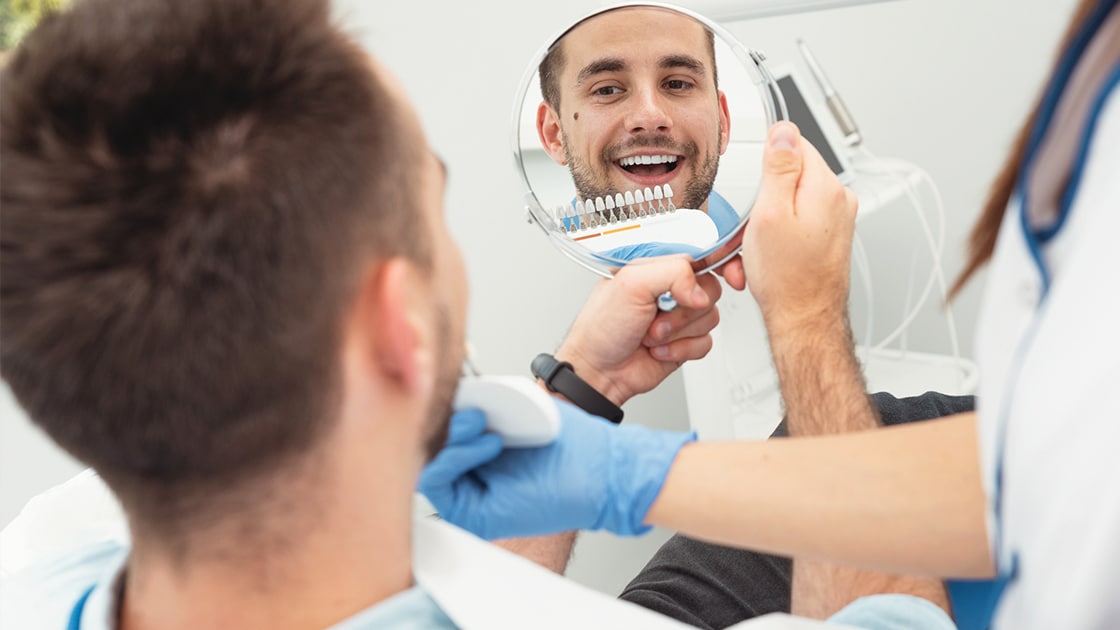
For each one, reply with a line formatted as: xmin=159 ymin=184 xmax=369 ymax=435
xmin=550 ymin=184 xmax=676 ymax=233
xmin=619 ymin=155 xmax=678 ymax=167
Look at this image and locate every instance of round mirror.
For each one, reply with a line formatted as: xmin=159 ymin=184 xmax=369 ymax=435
xmin=512 ymin=2 xmax=786 ymax=276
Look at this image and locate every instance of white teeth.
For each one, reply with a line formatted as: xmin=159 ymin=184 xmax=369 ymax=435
xmin=565 ymin=185 xmax=677 ymax=232
xmin=618 ymin=154 xmax=679 ymax=167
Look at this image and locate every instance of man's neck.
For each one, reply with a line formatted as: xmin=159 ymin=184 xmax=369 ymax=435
xmin=119 ymin=472 xmax=416 ymax=629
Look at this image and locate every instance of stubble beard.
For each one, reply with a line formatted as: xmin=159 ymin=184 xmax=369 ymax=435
xmin=563 ymin=128 xmax=721 ymax=212
xmin=421 ymin=304 xmax=461 ymax=462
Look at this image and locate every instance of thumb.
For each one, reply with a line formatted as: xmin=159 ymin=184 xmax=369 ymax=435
xmin=755 ymin=121 xmax=803 ymax=210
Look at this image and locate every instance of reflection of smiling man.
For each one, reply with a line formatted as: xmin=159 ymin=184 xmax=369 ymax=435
xmin=536 ymin=6 xmax=734 ymax=228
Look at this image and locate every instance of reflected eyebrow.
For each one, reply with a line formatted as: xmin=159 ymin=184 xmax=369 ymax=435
xmin=660 ymin=54 xmax=706 ymax=75
xmin=575 ymin=54 xmax=707 ymax=87
xmin=575 ymin=57 xmax=626 ymax=85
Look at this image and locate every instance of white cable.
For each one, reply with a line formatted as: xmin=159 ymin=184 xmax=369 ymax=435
xmin=850 ymin=149 xmax=939 ymax=349
xmin=850 ymin=146 xmax=964 ymax=389
xmin=852 ymin=231 xmax=874 ymax=347
xmin=900 ymin=245 xmax=920 ymax=353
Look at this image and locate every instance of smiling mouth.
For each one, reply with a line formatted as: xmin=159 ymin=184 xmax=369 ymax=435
xmin=617 ymin=154 xmax=680 ymax=177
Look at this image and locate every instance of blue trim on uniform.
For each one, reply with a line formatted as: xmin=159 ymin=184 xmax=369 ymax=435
xmin=946 ymin=557 xmax=1018 ymax=630
xmin=1015 ymin=0 xmax=1117 ymax=296
xmin=967 ymin=2 xmax=1117 ymax=628
xmin=1036 ymin=62 xmax=1120 ymax=242
xmin=68 ymin=585 xmax=96 ymax=630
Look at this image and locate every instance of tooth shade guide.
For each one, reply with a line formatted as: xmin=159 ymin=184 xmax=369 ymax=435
xmin=566 ymin=185 xmax=679 ymax=231
xmin=572 ymin=223 xmax=642 ymax=241
xmin=562 ymin=207 xmax=719 ymax=256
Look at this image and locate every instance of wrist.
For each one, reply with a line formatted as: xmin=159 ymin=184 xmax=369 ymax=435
xmin=531 ymin=352 xmax=625 ymax=423
xmin=602 ymin=426 xmax=696 ymax=536
xmin=553 ymin=346 xmax=630 ymax=406
xmin=763 ymin=303 xmax=851 ymax=345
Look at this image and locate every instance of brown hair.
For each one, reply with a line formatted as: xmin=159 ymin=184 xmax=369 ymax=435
xmin=949 ymin=0 xmax=1103 ymax=299
xmin=538 ymin=8 xmax=718 ymax=114
xmin=0 ymin=0 xmax=430 ymax=529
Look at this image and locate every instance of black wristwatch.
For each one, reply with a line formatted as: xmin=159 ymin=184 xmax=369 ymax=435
xmin=530 ymin=353 xmax=624 ymax=424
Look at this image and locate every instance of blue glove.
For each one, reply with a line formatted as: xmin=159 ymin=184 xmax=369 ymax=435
xmin=418 ymin=400 xmax=695 ymax=540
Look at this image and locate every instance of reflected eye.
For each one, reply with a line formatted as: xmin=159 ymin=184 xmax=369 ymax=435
xmin=664 ymin=79 xmax=694 ymax=91
xmin=593 ymin=85 xmax=624 ymax=97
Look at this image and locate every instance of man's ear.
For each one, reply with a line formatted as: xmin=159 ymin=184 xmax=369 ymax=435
xmin=366 ymin=258 xmax=431 ymax=396
xmin=537 ymin=101 xmax=568 ymax=165
xmin=718 ymin=91 xmax=732 ymax=155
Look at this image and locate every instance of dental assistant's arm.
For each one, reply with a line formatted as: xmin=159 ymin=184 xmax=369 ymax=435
xmin=424 ymin=405 xmax=994 ymax=579
xmin=646 ymin=413 xmax=994 ymax=578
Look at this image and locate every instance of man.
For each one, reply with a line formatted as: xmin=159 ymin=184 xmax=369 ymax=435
xmin=525 ymin=5 xmax=961 ymax=626
xmin=535 ymin=5 xmax=740 ymax=238
xmin=0 ymin=0 xmax=722 ymax=627
xmin=423 ymin=122 xmax=967 ymax=630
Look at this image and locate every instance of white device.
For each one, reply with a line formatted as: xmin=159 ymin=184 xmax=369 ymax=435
xmin=770 ymin=64 xmax=855 ymax=184
xmin=452 ymin=375 xmax=561 ymax=447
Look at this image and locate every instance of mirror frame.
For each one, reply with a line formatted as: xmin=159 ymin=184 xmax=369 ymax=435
xmin=510 ymin=1 xmax=788 ymax=277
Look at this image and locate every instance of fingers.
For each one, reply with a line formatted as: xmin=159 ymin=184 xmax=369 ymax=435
xmin=648 ymin=333 xmax=715 ymax=363
xmin=646 ymin=307 xmax=718 ymax=360
xmin=713 ymin=255 xmax=746 ymax=291
xmin=795 ymin=137 xmax=859 ymax=226
xmin=446 ymin=408 xmax=489 ymax=445
xmin=614 ymin=256 xmax=711 ymax=310
xmin=644 ymin=273 xmax=721 ymax=341
xmin=751 ymin=121 xmax=803 ymax=219
xmin=420 ymin=409 xmax=505 ymax=488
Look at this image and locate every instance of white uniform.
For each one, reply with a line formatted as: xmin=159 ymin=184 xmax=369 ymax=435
xmin=974 ymin=3 xmax=1120 ymax=626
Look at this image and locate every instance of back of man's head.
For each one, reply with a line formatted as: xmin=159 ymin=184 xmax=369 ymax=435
xmin=0 ymin=0 xmax=430 ymax=534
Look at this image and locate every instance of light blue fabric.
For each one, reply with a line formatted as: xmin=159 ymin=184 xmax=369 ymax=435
xmin=706 ymin=190 xmax=740 ymax=237
xmin=1 ymin=536 xmax=455 ymax=629
xmin=327 ymin=587 xmax=456 ymax=629
xmin=828 ymin=594 xmax=957 ymax=630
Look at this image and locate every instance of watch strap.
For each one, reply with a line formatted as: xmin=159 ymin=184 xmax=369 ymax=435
xmin=530 ymin=353 xmax=624 ymax=423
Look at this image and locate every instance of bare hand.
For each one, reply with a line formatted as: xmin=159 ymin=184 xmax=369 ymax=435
xmin=741 ymin=122 xmax=858 ymax=333
xmin=556 ymin=256 xmax=721 ymax=405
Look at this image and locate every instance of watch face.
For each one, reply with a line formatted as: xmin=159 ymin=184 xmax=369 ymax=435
xmin=530 ymin=353 xmax=560 ymax=389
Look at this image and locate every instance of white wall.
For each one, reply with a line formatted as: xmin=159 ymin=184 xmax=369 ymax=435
xmin=2 ymin=0 xmax=1079 ymax=598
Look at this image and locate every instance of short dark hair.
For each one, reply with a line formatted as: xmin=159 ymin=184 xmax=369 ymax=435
xmin=537 ymin=10 xmax=718 ymax=114
xmin=0 ymin=0 xmax=430 ymax=529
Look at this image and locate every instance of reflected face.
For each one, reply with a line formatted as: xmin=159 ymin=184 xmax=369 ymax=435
xmin=538 ymin=7 xmax=730 ymax=212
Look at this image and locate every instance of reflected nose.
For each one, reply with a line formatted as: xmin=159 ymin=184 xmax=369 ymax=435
xmin=625 ymin=88 xmax=672 ymax=134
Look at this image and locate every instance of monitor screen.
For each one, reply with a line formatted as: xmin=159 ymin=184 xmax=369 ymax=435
xmin=773 ymin=74 xmax=848 ymax=178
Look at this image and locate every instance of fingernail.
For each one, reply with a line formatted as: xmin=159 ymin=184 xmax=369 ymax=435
xmin=651 ymin=345 xmax=670 ymax=360
xmin=655 ymin=321 xmax=672 ymax=340
xmin=769 ymin=124 xmax=797 ymax=151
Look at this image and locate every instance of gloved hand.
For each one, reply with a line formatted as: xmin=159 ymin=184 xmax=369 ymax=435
xmin=418 ymin=401 xmax=695 ymax=540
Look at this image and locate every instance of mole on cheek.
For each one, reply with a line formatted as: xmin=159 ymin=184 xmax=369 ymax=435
xmin=573 ymin=112 xmax=579 ymax=121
